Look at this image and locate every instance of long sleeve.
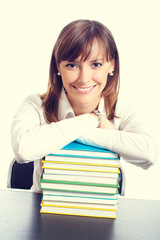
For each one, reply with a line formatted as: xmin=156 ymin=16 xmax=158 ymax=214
xmin=77 ymin=99 xmax=159 ymax=169
xmin=11 ymin=94 xmax=98 ymax=163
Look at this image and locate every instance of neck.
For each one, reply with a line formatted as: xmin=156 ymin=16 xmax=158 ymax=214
xmin=71 ymin=101 xmax=100 ymax=116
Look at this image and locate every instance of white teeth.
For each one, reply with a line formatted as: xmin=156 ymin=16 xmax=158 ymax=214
xmin=76 ymin=86 xmax=93 ymax=91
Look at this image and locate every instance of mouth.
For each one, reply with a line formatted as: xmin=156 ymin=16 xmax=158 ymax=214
xmin=73 ymin=85 xmax=96 ymax=94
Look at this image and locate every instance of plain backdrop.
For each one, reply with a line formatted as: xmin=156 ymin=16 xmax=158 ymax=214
xmin=0 ymin=0 xmax=160 ymax=199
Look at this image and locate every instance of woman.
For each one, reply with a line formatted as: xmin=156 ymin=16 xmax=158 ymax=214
xmin=11 ymin=19 xmax=159 ymax=193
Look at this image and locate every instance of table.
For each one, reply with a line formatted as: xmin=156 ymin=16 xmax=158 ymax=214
xmin=0 ymin=189 xmax=160 ymax=240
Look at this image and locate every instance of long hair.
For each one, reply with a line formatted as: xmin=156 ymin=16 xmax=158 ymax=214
xmin=41 ymin=19 xmax=120 ymax=122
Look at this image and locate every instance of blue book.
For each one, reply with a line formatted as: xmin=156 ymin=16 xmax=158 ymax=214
xmin=42 ymin=191 xmax=119 ymax=205
xmin=47 ymin=141 xmax=119 ymax=160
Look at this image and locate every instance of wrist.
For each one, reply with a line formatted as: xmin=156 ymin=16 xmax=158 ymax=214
xmin=90 ymin=110 xmax=101 ymax=128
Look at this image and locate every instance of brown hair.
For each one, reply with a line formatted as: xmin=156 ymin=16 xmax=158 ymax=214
xmin=41 ymin=19 xmax=120 ymax=122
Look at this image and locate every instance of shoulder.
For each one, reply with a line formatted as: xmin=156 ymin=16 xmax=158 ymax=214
xmin=21 ymin=93 xmax=42 ymax=111
xmin=24 ymin=93 xmax=42 ymax=106
xmin=14 ymin=93 xmax=43 ymax=119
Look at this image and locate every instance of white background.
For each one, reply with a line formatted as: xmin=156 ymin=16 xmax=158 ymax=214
xmin=0 ymin=0 xmax=160 ymax=199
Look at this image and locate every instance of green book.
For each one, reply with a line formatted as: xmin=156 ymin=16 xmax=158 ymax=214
xmin=40 ymin=177 xmax=119 ymax=195
xmin=40 ymin=176 xmax=119 ymax=188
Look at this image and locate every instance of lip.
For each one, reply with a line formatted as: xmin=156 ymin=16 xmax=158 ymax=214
xmin=73 ymin=85 xmax=96 ymax=94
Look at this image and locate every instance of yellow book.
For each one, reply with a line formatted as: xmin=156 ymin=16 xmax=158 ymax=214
xmin=44 ymin=156 xmax=120 ymax=167
xmin=44 ymin=160 xmax=120 ymax=167
xmin=41 ymin=200 xmax=117 ymax=211
xmin=40 ymin=204 xmax=116 ymax=219
xmin=42 ymin=161 xmax=119 ymax=173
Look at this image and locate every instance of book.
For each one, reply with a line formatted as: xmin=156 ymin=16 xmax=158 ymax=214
xmin=43 ymin=168 xmax=120 ymax=178
xmin=44 ymin=155 xmax=120 ymax=166
xmin=40 ymin=176 xmax=119 ymax=188
xmin=40 ymin=180 xmax=119 ymax=195
xmin=42 ymin=173 xmax=119 ymax=185
xmin=43 ymin=190 xmax=118 ymax=199
xmin=40 ymin=141 xmax=120 ymax=218
xmin=41 ymin=200 xmax=117 ymax=210
xmin=40 ymin=205 xmax=116 ymax=218
xmin=42 ymin=190 xmax=118 ymax=205
xmin=48 ymin=141 xmax=119 ymax=159
xmin=42 ymin=161 xmax=119 ymax=173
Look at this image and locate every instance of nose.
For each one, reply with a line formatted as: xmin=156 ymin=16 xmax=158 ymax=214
xmin=78 ymin=66 xmax=91 ymax=84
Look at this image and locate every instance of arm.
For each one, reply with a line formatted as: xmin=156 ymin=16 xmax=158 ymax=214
xmin=77 ymin=101 xmax=159 ymax=169
xmin=11 ymin=95 xmax=98 ymax=163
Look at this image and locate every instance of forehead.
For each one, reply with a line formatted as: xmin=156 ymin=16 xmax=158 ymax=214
xmin=77 ymin=39 xmax=106 ymax=62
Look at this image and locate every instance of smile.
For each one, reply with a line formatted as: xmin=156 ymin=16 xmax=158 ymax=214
xmin=73 ymin=85 xmax=96 ymax=94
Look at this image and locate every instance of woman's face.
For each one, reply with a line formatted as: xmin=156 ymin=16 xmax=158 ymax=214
xmin=58 ymin=39 xmax=114 ymax=111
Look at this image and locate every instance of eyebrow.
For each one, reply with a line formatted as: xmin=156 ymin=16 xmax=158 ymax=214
xmin=89 ymin=58 xmax=104 ymax=62
xmin=66 ymin=58 xmax=104 ymax=63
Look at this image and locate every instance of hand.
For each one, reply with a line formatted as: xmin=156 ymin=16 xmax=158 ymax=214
xmin=90 ymin=112 xmax=117 ymax=130
xmin=100 ymin=114 xmax=117 ymax=130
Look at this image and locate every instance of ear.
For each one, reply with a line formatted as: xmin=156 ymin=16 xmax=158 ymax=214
xmin=108 ymin=59 xmax=115 ymax=74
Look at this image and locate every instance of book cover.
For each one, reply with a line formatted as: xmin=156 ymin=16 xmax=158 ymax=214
xmin=42 ymin=190 xmax=118 ymax=199
xmin=40 ymin=205 xmax=117 ymax=218
xmin=42 ymin=161 xmax=120 ymax=173
xmin=42 ymin=173 xmax=119 ymax=185
xmin=40 ymin=176 xmax=119 ymax=188
xmin=41 ymin=200 xmax=117 ymax=211
xmin=44 ymin=156 xmax=120 ymax=167
xmin=42 ymin=193 xmax=118 ymax=205
xmin=48 ymin=141 xmax=119 ymax=159
xmin=40 ymin=181 xmax=119 ymax=194
xmin=43 ymin=168 xmax=120 ymax=178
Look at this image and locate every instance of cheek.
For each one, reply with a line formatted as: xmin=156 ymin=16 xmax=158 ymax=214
xmin=61 ymin=75 xmax=72 ymax=88
xmin=61 ymin=71 xmax=77 ymax=86
xmin=94 ymin=72 xmax=107 ymax=86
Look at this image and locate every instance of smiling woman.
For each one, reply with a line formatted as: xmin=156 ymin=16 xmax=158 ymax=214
xmin=10 ymin=19 xmax=159 ymax=193
xmin=57 ymin=39 xmax=115 ymax=116
xmin=43 ymin=19 xmax=119 ymax=122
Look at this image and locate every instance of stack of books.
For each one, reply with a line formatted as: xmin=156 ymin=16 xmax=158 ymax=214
xmin=40 ymin=141 xmax=120 ymax=218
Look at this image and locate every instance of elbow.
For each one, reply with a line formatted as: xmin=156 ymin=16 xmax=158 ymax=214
xmin=123 ymin=155 xmax=155 ymax=170
xmin=11 ymin=133 xmax=36 ymax=163
xmin=124 ymin=141 xmax=159 ymax=170
xmin=12 ymin=143 xmax=32 ymax=164
xmin=13 ymin=142 xmax=42 ymax=163
xmin=140 ymin=159 xmax=154 ymax=170
xmin=143 ymin=136 xmax=160 ymax=169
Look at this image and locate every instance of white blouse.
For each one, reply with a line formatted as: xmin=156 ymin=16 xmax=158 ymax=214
xmin=11 ymin=88 xmax=159 ymax=192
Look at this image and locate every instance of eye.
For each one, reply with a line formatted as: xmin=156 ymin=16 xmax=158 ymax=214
xmin=65 ymin=63 xmax=78 ymax=69
xmin=92 ymin=62 xmax=102 ymax=68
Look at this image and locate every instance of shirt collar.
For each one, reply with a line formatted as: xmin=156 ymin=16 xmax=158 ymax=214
xmin=58 ymin=87 xmax=105 ymax=120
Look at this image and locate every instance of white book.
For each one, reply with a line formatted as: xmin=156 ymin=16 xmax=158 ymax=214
xmin=43 ymin=168 xmax=119 ymax=178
